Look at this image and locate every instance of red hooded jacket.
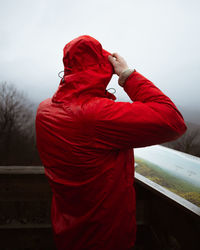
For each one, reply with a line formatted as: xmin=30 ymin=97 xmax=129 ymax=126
xmin=35 ymin=35 xmax=187 ymax=250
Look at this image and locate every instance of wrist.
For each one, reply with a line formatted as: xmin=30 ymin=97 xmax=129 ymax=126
xmin=118 ymin=69 xmax=135 ymax=87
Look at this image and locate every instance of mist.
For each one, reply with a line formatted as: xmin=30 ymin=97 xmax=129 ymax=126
xmin=0 ymin=0 xmax=200 ymax=123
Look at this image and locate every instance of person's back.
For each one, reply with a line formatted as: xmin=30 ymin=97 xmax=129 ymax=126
xmin=35 ymin=35 xmax=187 ymax=250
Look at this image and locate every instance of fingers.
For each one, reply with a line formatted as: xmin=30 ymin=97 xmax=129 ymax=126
xmin=108 ymin=52 xmax=129 ymax=76
xmin=109 ymin=53 xmax=124 ymax=64
xmin=112 ymin=53 xmax=121 ymax=60
xmin=108 ymin=55 xmax=116 ymax=64
xmin=108 ymin=52 xmax=121 ymax=63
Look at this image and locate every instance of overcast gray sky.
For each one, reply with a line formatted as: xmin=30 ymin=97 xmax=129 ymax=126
xmin=0 ymin=0 xmax=200 ymax=123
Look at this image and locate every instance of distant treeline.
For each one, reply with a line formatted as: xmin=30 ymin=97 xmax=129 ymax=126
xmin=0 ymin=82 xmax=199 ymax=166
xmin=162 ymin=121 xmax=200 ymax=158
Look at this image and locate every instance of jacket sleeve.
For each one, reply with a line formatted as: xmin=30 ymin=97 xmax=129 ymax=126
xmin=89 ymin=70 xmax=187 ymax=150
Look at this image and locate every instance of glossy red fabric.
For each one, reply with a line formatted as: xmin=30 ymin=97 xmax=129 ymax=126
xmin=35 ymin=35 xmax=187 ymax=250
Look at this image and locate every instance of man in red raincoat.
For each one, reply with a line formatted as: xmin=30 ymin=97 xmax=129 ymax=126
xmin=35 ymin=35 xmax=187 ymax=250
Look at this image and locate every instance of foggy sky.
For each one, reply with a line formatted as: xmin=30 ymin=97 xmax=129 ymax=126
xmin=0 ymin=0 xmax=200 ymax=123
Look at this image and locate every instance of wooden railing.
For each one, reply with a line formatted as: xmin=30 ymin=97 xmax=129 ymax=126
xmin=0 ymin=166 xmax=199 ymax=250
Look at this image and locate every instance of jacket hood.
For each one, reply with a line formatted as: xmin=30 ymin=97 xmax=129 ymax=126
xmin=52 ymin=35 xmax=115 ymax=103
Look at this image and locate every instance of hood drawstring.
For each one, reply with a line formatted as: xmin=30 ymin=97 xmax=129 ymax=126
xmin=105 ymin=88 xmax=116 ymax=100
xmin=58 ymin=71 xmax=116 ymax=95
xmin=106 ymin=88 xmax=116 ymax=94
xmin=57 ymin=71 xmax=116 ymax=100
xmin=58 ymin=71 xmax=65 ymax=83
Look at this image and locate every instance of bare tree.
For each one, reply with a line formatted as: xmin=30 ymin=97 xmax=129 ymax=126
xmin=162 ymin=122 xmax=200 ymax=157
xmin=0 ymin=81 xmax=40 ymax=165
xmin=0 ymin=82 xmax=33 ymax=133
xmin=172 ymin=128 xmax=199 ymax=154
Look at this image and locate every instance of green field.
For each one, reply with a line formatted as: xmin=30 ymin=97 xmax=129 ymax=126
xmin=135 ymin=157 xmax=200 ymax=207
